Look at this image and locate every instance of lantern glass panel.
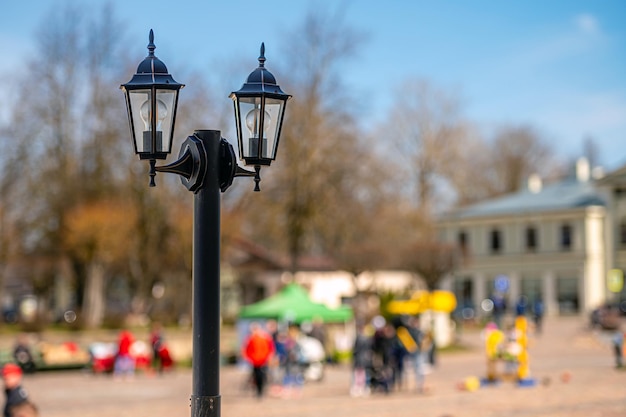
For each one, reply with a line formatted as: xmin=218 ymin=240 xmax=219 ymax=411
xmin=236 ymin=97 xmax=262 ymax=159
xmin=128 ymin=89 xmax=177 ymax=155
xmin=236 ymin=96 xmax=285 ymax=161
xmin=264 ymin=97 xmax=286 ymax=160
xmin=155 ymin=89 xmax=177 ymax=154
xmin=128 ymin=89 xmax=151 ymax=153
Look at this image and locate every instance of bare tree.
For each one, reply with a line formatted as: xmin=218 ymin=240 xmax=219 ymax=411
xmin=445 ymin=124 xmax=562 ymax=206
xmin=0 ymin=5 xmax=89 ymax=324
xmin=234 ymin=7 xmax=370 ymax=272
xmin=0 ymin=3 xmax=192 ymax=327
xmin=488 ymin=125 xmax=556 ymax=195
xmin=64 ymin=199 xmax=138 ymax=326
xmin=442 ymin=127 xmax=498 ymax=206
xmin=398 ymin=241 xmax=458 ymax=292
xmin=380 ymin=78 xmax=468 ymax=218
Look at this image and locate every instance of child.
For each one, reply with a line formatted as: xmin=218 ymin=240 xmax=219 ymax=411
xmin=612 ymin=330 xmax=624 ymax=368
xmin=2 ymin=364 xmax=29 ymax=417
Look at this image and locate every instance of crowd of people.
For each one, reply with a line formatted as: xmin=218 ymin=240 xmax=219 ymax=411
xmin=241 ymin=320 xmax=327 ymax=399
xmin=239 ymin=315 xmax=435 ymax=400
xmin=350 ymin=315 xmax=434 ymax=397
xmin=108 ymin=323 xmax=174 ymax=378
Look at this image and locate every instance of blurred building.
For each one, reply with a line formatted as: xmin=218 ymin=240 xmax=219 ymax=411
xmin=437 ymin=157 xmax=626 ymax=317
xmin=226 ymin=237 xmax=416 ymax=321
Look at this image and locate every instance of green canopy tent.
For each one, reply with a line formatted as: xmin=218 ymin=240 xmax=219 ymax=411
xmin=238 ymin=283 xmax=353 ymax=324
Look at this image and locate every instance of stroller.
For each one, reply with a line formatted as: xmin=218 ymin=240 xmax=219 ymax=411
xmin=368 ymin=355 xmax=393 ymax=393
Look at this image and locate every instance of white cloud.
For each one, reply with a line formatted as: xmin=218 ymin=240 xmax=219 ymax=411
xmin=574 ymin=13 xmax=599 ymax=35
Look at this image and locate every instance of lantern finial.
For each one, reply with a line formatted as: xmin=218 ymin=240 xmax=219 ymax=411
xmin=147 ymin=29 xmax=156 ymax=56
xmin=258 ymin=43 xmax=266 ymax=68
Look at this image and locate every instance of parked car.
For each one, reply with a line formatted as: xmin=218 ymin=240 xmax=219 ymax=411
xmin=1 ymin=340 xmax=91 ymax=373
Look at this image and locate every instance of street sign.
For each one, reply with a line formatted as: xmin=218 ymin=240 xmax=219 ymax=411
xmin=494 ymin=275 xmax=510 ymax=293
xmin=607 ymin=269 xmax=624 ymax=293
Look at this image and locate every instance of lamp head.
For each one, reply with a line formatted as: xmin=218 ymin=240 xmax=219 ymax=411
xmin=121 ymin=30 xmax=184 ymax=160
xmin=230 ymin=43 xmax=291 ymax=167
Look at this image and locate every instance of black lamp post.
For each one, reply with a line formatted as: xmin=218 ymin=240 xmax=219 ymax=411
xmin=121 ymin=30 xmax=290 ymax=417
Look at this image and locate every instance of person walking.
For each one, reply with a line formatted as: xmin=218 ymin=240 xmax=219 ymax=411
xmin=350 ymin=322 xmax=372 ymax=397
xmin=612 ymin=329 xmax=624 ymax=368
xmin=492 ymin=294 xmax=507 ymax=329
xmin=114 ymin=329 xmax=136 ymax=379
xmin=370 ymin=319 xmax=395 ymax=393
xmin=242 ymin=322 xmax=276 ymax=398
xmin=280 ymin=324 xmax=305 ymax=398
xmin=406 ymin=316 xmax=426 ymax=393
xmin=2 ymin=364 xmax=29 ymax=417
xmin=149 ymin=322 xmax=173 ymax=373
xmin=532 ymin=299 xmax=544 ymax=335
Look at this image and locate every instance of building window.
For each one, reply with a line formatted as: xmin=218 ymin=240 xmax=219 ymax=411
xmin=560 ymin=224 xmax=572 ymax=250
xmin=521 ymin=277 xmax=542 ymax=301
xmin=453 ymin=277 xmax=474 ymax=317
xmin=557 ymin=277 xmax=579 ymax=314
xmin=490 ymin=228 xmax=502 ymax=254
xmin=525 ymin=226 xmax=537 ymax=252
xmin=620 ymin=221 xmax=626 ymax=247
xmin=458 ymin=231 xmax=468 ymax=255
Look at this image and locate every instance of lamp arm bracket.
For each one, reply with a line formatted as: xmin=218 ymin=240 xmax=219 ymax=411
xmin=233 ymin=165 xmax=261 ymax=191
xmin=155 ymin=135 xmax=207 ymax=193
xmin=154 ymin=147 xmax=194 ymax=180
xmin=234 ymin=165 xmax=255 ymax=177
xmin=220 ymin=139 xmax=262 ymax=192
xmin=151 ymin=134 xmax=264 ymax=193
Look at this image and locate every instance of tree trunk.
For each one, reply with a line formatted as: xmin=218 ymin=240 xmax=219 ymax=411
xmin=82 ymin=262 xmax=106 ymax=328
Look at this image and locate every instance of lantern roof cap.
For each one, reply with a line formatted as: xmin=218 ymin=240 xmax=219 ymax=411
xmin=121 ymin=30 xmax=184 ymax=89
xmin=230 ymin=43 xmax=290 ymax=98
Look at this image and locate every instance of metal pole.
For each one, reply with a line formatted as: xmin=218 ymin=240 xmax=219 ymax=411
xmin=190 ymin=130 xmax=222 ymax=417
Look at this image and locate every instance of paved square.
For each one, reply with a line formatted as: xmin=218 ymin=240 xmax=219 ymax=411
xmin=13 ymin=317 xmax=626 ymax=417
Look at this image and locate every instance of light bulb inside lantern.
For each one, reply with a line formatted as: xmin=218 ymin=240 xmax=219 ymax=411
xmin=140 ymin=99 xmax=168 ymax=131
xmin=245 ymin=107 xmax=271 ymax=138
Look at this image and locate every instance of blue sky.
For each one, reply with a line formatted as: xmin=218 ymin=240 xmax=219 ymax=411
xmin=1 ymin=1 xmax=625 ymax=169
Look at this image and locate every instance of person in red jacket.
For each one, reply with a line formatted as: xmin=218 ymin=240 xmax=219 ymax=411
xmin=114 ymin=329 xmax=135 ymax=379
xmin=2 ymin=363 xmax=30 ymax=417
xmin=242 ymin=322 xmax=276 ymax=398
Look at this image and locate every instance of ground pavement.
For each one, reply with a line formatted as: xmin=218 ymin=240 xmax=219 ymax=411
xmin=13 ymin=316 xmax=626 ymax=417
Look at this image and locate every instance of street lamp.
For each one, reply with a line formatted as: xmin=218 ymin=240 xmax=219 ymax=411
xmin=230 ymin=43 xmax=289 ymax=190
xmin=121 ymin=30 xmax=184 ymax=186
xmin=121 ymin=30 xmax=290 ymax=417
